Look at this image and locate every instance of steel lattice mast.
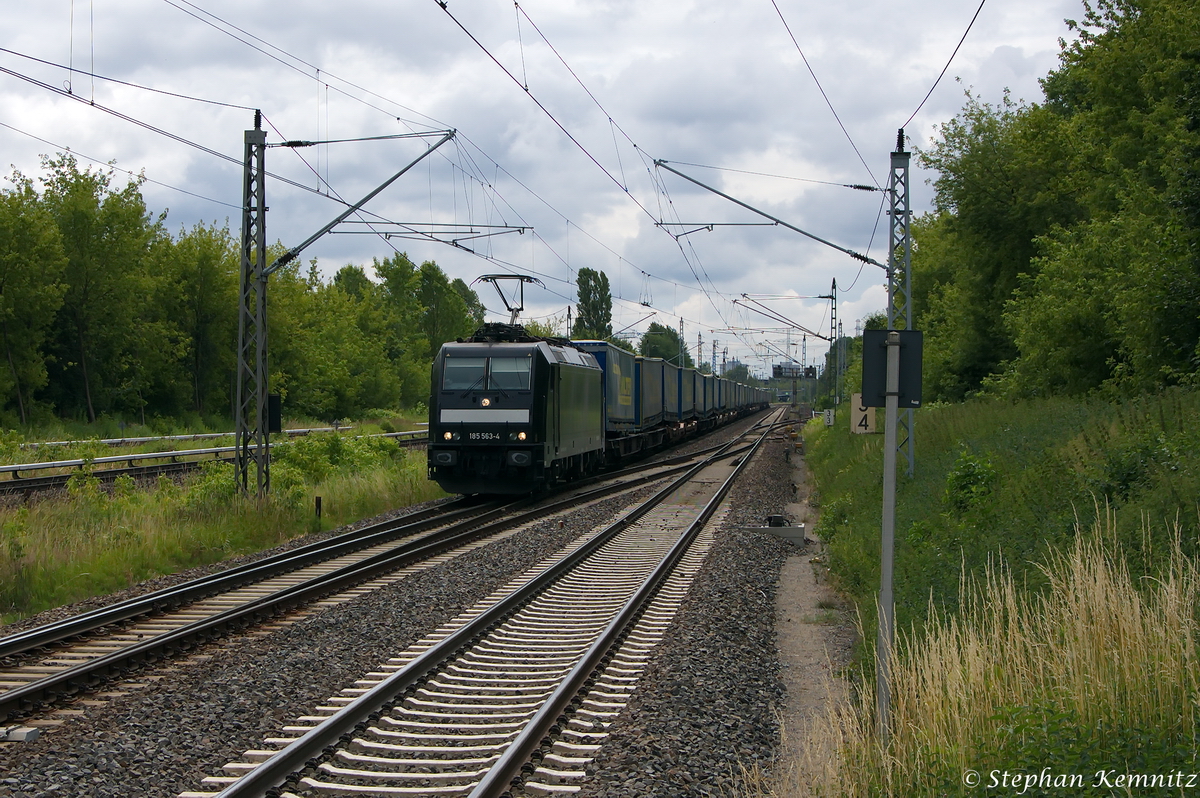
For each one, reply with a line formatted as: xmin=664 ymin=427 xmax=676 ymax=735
xmin=887 ymin=128 xmax=914 ymax=475
xmin=234 ymin=117 xmax=455 ymax=500
xmin=236 ymin=113 xmax=269 ymax=498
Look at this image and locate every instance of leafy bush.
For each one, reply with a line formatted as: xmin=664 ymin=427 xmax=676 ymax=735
xmin=815 ymin=495 xmax=852 ymax=544
xmin=0 ymin=429 xmax=23 ymax=462
xmin=112 ymin=474 xmax=136 ymax=498
xmin=268 ymin=462 xmax=309 ymax=512
xmin=65 ymin=471 xmax=102 ymax=502
xmin=273 ymin=432 xmax=400 ymax=483
xmin=944 ymin=449 xmax=997 ymax=512
xmin=181 ymin=461 xmax=239 ymax=516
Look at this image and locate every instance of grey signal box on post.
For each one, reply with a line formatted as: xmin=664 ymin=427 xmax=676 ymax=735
xmin=860 ymin=330 xmax=922 ymax=408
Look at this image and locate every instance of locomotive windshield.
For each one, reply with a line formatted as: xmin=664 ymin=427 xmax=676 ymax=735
xmin=442 ymin=355 xmax=532 ymax=391
xmin=442 ymin=357 xmax=487 ymax=391
xmin=489 ymin=357 xmax=531 ymax=390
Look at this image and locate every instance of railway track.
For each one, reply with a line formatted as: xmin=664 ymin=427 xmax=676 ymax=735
xmin=0 ymin=432 xmax=427 ymax=498
xmin=0 ymin=424 xmax=768 ymax=726
xmin=182 ymin=406 xmax=784 ymax=798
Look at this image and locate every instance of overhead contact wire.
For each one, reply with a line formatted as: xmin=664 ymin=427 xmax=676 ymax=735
xmin=509 ymin=2 xmax=748 ymax=327
xmin=767 ymin=0 xmax=879 ymax=188
xmin=902 ymin=0 xmax=988 ymax=129
xmin=0 ymin=64 xmax=342 ymax=201
xmin=433 ymin=1 xmax=659 ymax=225
xmin=0 ymin=47 xmax=258 ymax=110
xmin=151 ymin=0 xmax=722 ymax=333
xmin=0 ymin=120 xmax=240 ymax=210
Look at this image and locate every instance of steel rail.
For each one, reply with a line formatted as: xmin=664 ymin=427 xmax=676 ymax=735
xmin=471 ymin=408 xmax=781 ymax=797
xmin=0 ymin=439 xmax=751 ymax=722
xmin=0 ymin=458 xmax=230 ymax=496
xmin=0 ymin=500 xmax=523 ymax=721
xmin=1 ymin=413 xmax=770 ymax=660
xmin=0 ymin=497 xmax=487 ymax=660
xmin=0 ymin=431 xmax=425 ymax=479
xmin=211 ymin=419 xmax=770 ymax=798
xmin=18 ymin=426 xmax=374 ymax=449
xmin=0 ymin=435 xmax=426 ymax=498
xmin=0 ymin=425 xmax=761 ymax=662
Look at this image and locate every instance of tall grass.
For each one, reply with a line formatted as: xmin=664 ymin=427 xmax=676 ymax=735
xmin=796 ymin=516 xmax=1200 ymax=795
xmin=0 ymin=437 xmax=446 ymax=623
xmin=745 ymin=516 xmax=1200 ymax=797
xmin=745 ymin=389 xmax=1200 ymax=797
xmin=805 ymin=387 xmax=1200 ymax=636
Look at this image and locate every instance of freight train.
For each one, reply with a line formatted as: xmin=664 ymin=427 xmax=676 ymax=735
xmin=427 ymin=323 xmax=770 ymax=494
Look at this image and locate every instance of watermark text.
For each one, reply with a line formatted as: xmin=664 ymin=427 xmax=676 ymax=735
xmin=960 ymin=768 xmax=1200 ymax=793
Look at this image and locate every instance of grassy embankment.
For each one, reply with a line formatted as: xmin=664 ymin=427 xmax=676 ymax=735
xmin=0 ymin=421 xmax=446 ymax=623
xmin=757 ymin=389 xmax=1200 ymax=795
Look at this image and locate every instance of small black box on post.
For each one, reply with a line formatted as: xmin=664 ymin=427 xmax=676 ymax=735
xmin=860 ymin=330 xmax=923 ymax=409
xmin=267 ymin=393 xmax=282 ymax=434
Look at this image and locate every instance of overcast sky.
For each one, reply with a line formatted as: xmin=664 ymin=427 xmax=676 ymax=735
xmin=2 ymin=0 xmax=1083 ymax=376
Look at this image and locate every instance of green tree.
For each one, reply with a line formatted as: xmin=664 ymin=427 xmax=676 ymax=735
xmin=374 ymin=252 xmax=429 ymax=406
xmin=333 ymin=263 xmax=374 ymax=301
xmin=913 ymin=0 xmax=1200 ymax=398
xmin=418 ymin=261 xmax=475 ymax=359
xmin=571 ymin=267 xmax=612 ymax=339
xmin=451 ymin=277 xmax=486 ymax=329
xmin=269 ymin=260 xmax=402 ymax=420
xmin=40 ymin=155 xmax=162 ymax=422
xmin=0 ymin=173 xmax=66 ymax=425
xmin=118 ymin=231 xmax=189 ymax=424
xmin=916 ymin=93 xmax=1083 ymax=400
xmin=638 ymin=322 xmax=693 ymax=367
xmin=161 ymin=223 xmax=238 ymax=417
xmin=987 ymin=0 xmax=1200 ymax=395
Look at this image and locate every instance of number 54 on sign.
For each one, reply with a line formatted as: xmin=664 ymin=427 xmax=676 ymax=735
xmin=851 ymin=393 xmax=877 ymax=434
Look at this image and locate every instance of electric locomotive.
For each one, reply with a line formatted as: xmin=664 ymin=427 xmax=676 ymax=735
xmin=427 ymin=324 xmax=605 ymax=494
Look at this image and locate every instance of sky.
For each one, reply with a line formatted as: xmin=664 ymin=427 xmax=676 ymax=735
xmin=1 ymin=0 xmax=1085 ymax=377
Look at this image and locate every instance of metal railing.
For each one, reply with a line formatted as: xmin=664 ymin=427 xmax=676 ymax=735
xmin=1 ymin=430 xmax=427 ymax=479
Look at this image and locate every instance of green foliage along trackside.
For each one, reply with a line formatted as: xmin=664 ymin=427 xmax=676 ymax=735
xmin=0 ymin=434 xmax=447 ymax=622
xmin=806 ymin=389 xmax=1200 ymax=634
xmin=910 ymin=0 xmax=1200 ymax=403
xmin=791 ymin=389 xmax=1200 ymax=795
xmin=0 ymin=154 xmax=485 ymax=430
xmin=815 ymin=527 xmax=1199 ymax=795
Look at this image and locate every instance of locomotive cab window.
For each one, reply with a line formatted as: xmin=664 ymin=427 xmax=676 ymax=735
xmin=443 ymin=357 xmax=487 ymax=391
xmin=489 ymin=357 xmax=531 ymax=391
xmin=442 ymin=355 xmax=532 ymax=391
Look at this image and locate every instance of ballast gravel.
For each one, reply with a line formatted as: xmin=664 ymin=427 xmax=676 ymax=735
xmin=573 ymin=432 xmax=797 ymax=798
xmin=0 ymin=487 xmax=652 ymax=798
xmin=0 ymin=412 xmax=799 ymax=798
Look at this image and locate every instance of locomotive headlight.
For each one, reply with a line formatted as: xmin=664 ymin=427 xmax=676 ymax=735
xmin=481 ymin=397 xmax=491 ymax=407
xmin=517 ymin=431 xmax=527 ymax=441
xmin=443 ymin=431 xmax=453 ymax=440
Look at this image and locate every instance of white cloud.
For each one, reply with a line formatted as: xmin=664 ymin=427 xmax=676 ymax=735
xmin=0 ymin=0 xmax=1083 ymax=365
